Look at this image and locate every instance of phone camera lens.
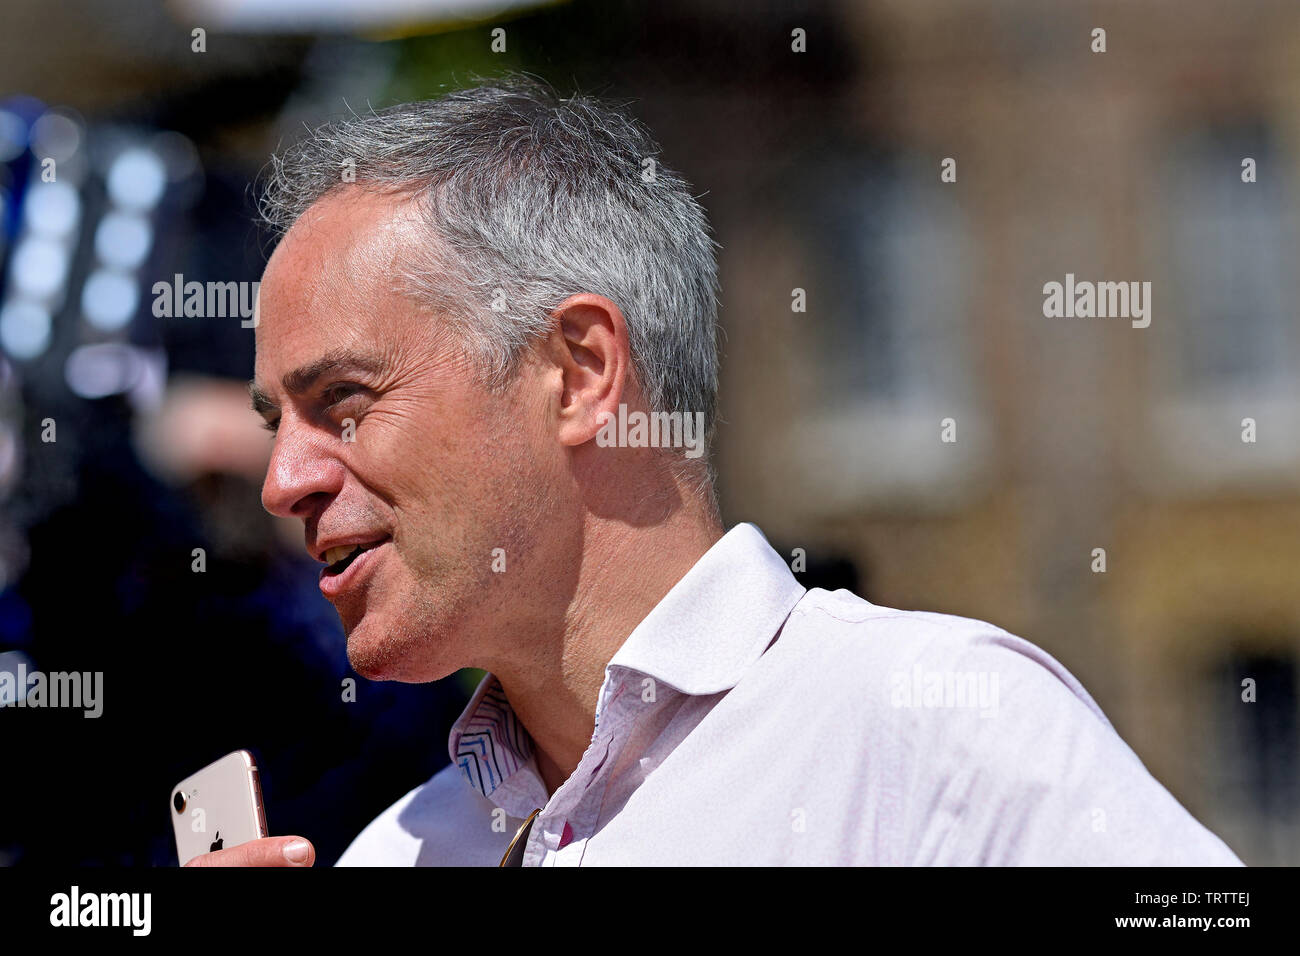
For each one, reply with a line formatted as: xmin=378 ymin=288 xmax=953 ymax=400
xmin=173 ymin=791 xmax=186 ymax=813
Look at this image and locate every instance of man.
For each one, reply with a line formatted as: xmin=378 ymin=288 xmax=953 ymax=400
xmin=191 ymin=76 xmax=1241 ymax=866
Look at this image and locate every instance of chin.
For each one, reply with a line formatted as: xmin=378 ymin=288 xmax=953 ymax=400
xmin=345 ymin=642 xmax=396 ymax=681
xmin=345 ymin=627 xmax=412 ymax=681
xmin=342 ymin=611 xmax=458 ymax=683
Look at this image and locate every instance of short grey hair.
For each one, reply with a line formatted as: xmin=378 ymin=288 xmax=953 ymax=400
xmin=259 ymin=74 xmax=721 ymax=474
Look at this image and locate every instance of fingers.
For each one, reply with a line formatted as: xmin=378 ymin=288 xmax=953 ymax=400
xmin=183 ymin=836 xmax=315 ymax=867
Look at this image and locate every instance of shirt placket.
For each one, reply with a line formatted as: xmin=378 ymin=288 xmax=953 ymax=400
xmin=520 ymin=675 xmax=630 ymax=867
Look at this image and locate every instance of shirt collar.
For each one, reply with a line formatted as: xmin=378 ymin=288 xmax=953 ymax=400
xmin=448 ymin=673 xmax=535 ymax=803
xmin=447 ymin=522 xmax=806 ymax=801
xmin=603 ymin=521 xmax=806 ymax=695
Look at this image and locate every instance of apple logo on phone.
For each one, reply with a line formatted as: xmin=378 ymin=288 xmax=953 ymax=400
xmin=210 ymin=831 xmax=223 ymax=852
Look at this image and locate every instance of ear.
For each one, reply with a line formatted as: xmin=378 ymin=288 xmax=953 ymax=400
xmin=547 ymin=293 xmax=631 ymax=449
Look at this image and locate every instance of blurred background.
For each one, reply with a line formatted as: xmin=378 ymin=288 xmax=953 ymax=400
xmin=0 ymin=0 xmax=1297 ymax=865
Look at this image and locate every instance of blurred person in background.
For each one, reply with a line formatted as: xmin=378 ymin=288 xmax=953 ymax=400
xmin=0 ymin=148 xmax=467 ymax=867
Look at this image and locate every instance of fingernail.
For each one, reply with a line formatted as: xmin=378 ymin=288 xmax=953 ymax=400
xmin=283 ymin=840 xmax=311 ymax=864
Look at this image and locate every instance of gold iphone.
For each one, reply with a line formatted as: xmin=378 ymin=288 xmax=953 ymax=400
xmin=170 ymin=750 xmax=268 ymax=865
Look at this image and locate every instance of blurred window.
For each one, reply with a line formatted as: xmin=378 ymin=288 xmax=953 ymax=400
xmin=1145 ymin=122 xmax=1300 ymax=489
xmin=1161 ymin=123 xmax=1298 ymax=393
xmin=1212 ymin=647 xmax=1299 ymax=863
xmin=783 ymin=146 xmax=986 ymax=508
xmin=812 ymin=153 xmax=971 ymax=410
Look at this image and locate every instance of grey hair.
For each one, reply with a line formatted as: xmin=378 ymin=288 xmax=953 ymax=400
xmin=258 ymin=74 xmax=721 ymax=491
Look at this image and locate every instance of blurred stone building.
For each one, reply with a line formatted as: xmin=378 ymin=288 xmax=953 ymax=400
xmin=658 ymin=0 xmax=1300 ymax=865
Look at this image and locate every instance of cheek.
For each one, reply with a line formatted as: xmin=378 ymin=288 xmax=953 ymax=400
xmin=344 ymin=408 xmax=454 ymax=501
xmin=342 ymin=413 xmax=491 ymax=573
xmin=349 ymin=386 xmax=553 ymax=540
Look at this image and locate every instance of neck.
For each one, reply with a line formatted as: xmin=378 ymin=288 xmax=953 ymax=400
xmin=490 ymin=494 xmax=723 ymax=798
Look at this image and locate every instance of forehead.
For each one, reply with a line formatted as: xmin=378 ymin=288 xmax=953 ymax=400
xmin=254 ymin=187 xmax=430 ymax=386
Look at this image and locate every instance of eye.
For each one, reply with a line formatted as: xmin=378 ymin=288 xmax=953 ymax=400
xmin=322 ymin=383 xmax=364 ymax=407
xmin=261 ymin=417 xmax=280 ymax=435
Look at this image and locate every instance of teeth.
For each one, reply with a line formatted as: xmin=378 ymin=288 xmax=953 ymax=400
xmin=324 ymin=545 xmax=357 ymax=565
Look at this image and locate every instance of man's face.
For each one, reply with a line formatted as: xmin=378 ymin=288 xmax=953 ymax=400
xmin=252 ymin=187 xmax=560 ymax=682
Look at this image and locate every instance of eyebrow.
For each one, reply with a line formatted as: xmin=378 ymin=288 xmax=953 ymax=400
xmin=249 ymin=349 xmax=389 ymax=416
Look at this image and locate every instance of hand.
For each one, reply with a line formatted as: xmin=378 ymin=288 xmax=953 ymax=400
xmin=182 ymin=836 xmax=315 ymax=867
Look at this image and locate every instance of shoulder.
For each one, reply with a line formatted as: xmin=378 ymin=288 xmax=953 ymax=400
xmin=768 ymin=587 xmax=1115 ymax=764
xmin=762 ymin=588 xmax=1242 ymax=864
xmin=335 ymin=763 xmax=513 ymax=867
xmin=779 ymin=587 xmax=1104 ymax=718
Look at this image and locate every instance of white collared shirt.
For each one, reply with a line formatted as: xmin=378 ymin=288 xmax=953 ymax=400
xmin=337 ymin=522 xmax=1242 ymax=866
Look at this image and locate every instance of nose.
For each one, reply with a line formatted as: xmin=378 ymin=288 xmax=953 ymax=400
xmin=260 ymin=419 xmax=346 ymax=519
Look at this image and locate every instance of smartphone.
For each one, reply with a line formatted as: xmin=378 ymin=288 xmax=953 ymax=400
xmin=170 ymin=749 xmax=268 ymax=865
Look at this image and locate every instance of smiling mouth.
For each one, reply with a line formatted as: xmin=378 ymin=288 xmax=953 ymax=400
xmin=322 ymin=540 xmax=386 ymax=577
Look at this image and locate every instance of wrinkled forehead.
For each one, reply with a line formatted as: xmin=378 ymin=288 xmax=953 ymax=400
xmin=254 ymin=188 xmax=429 ymax=377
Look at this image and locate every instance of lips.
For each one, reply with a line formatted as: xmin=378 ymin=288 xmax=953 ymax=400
xmin=323 ymin=544 xmax=368 ymax=574
xmin=323 ymin=544 xmax=357 ymax=566
xmin=317 ymin=538 xmax=390 ymax=598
